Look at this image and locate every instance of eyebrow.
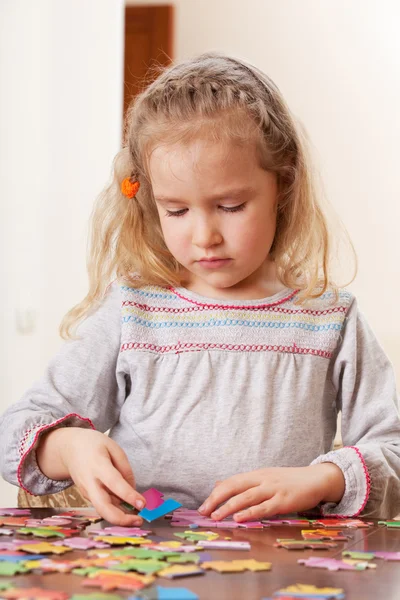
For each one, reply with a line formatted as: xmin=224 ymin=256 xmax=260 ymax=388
xmin=155 ymin=187 xmax=256 ymax=205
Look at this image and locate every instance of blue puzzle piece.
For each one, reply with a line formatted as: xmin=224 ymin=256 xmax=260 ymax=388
xmin=139 ymin=498 xmax=182 ymax=522
xmin=156 ymin=587 xmax=199 ymax=600
xmin=0 ymin=554 xmax=46 ymax=562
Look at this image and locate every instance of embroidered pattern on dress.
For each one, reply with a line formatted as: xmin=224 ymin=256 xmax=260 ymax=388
xmin=17 ymin=414 xmax=95 ymax=495
xmin=120 ymin=285 xmax=353 ymax=358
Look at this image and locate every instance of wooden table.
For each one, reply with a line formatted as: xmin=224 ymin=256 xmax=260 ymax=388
xmin=2 ymin=508 xmax=400 ymax=599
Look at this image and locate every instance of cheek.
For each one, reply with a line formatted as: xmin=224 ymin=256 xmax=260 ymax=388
xmin=160 ymin=219 xmax=189 ymax=254
xmin=230 ymin=212 xmax=276 ymax=251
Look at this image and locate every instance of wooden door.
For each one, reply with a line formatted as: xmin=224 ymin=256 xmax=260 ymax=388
xmin=124 ymin=5 xmax=174 ymax=119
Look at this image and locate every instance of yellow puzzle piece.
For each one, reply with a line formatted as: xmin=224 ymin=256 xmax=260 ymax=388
xmin=280 ymin=584 xmax=345 ymax=596
xmin=201 ymin=559 xmax=272 ymax=573
xmin=93 ymin=536 xmax=148 ymax=546
xmin=18 ymin=542 xmax=71 ymax=554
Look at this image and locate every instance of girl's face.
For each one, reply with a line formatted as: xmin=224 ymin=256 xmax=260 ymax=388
xmin=150 ymin=137 xmax=279 ymax=299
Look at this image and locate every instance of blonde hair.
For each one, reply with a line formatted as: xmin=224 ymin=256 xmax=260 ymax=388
xmin=60 ymin=51 xmax=356 ymax=339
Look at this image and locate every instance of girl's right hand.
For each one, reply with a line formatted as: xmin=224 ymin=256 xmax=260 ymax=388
xmin=36 ymin=427 xmax=146 ymax=526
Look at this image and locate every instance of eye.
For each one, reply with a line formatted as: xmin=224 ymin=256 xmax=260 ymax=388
xmin=166 ymin=209 xmax=188 ymax=217
xmin=220 ymin=203 xmax=246 ymax=213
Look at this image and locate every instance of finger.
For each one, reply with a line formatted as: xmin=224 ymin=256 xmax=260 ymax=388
xmin=198 ymin=474 xmax=256 ymax=515
xmin=97 ymin=458 xmax=145 ymax=511
xmin=233 ymin=495 xmax=282 ymax=522
xmin=107 ymin=442 xmax=138 ymax=491
xmin=87 ymin=480 xmax=144 ymax=526
xmin=210 ymin=486 xmax=265 ymax=521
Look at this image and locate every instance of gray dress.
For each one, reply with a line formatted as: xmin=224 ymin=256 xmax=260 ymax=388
xmin=1 ymin=282 xmax=399 ymax=518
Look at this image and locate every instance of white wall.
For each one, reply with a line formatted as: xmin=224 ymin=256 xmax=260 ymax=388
xmin=127 ymin=0 xmax=400 ymax=384
xmin=0 ymin=0 xmax=124 ymax=506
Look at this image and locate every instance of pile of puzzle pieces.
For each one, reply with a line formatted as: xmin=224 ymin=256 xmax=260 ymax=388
xmin=0 ymin=492 xmax=399 ymax=599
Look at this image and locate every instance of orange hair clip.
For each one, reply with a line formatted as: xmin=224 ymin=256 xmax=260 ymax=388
xmin=121 ymin=177 xmax=140 ymax=199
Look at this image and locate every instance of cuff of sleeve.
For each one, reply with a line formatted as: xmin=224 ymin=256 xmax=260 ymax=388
xmin=310 ymin=446 xmax=371 ymax=517
xmin=17 ymin=414 xmax=95 ymax=496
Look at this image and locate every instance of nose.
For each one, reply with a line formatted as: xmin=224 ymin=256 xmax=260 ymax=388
xmin=192 ymin=214 xmax=223 ymax=249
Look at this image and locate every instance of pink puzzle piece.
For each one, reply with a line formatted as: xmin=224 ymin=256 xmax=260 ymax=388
xmin=143 ymin=488 xmax=165 ymax=510
xmin=89 ymin=527 xmax=150 ymax=537
xmin=263 ymin=519 xmax=310 ymax=526
xmin=53 ymin=537 xmax=111 ymax=550
xmin=0 ymin=541 xmax=23 ymax=551
xmin=373 ymin=551 xmax=400 ymax=561
xmin=199 ymin=540 xmax=251 ymax=550
xmin=298 ymin=557 xmax=370 ymax=571
xmin=169 ymin=510 xmax=263 ymax=529
xmin=0 ymin=509 xmax=31 ymax=516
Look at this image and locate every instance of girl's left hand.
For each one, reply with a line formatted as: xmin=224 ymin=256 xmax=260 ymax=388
xmin=198 ymin=464 xmax=345 ymax=522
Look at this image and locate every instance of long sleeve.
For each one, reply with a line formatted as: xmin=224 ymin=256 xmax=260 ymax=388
xmin=0 ymin=283 xmax=126 ymax=496
xmin=311 ymin=297 xmax=400 ymax=518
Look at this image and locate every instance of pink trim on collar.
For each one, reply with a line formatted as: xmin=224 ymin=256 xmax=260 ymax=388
xmin=169 ymin=287 xmax=298 ymax=310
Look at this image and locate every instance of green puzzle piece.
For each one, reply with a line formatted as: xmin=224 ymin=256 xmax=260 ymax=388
xmin=173 ymin=532 xmax=209 ymax=542
xmin=0 ymin=582 xmax=13 ymax=591
xmin=378 ymin=521 xmax=400 ymax=528
xmin=114 ymin=547 xmax=179 ymax=560
xmin=72 ymin=566 xmax=102 ymax=576
xmin=18 ymin=527 xmax=65 ymax=538
xmin=166 ymin=553 xmax=201 ymax=564
xmin=112 ymin=559 xmax=166 ymax=574
xmin=0 ymin=561 xmax=30 ymax=576
xmin=342 ymin=551 xmax=375 ymax=560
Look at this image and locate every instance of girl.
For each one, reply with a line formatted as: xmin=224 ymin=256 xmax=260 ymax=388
xmin=1 ymin=53 xmax=399 ymax=526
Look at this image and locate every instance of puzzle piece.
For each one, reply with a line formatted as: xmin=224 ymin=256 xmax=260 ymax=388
xmin=139 ymin=499 xmax=182 ymax=523
xmin=0 ymin=541 xmax=23 ymax=551
xmin=0 ymin=528 xmax=13 ymax=535
xmin=174 ymin=531 xmax=218 ymax=542
xmin=275 ymin=539 xmax=337 ymax=550
xmin=298 ymin=556 xmax=375 ymax=571
xmin=0 ymin=561 xmax=31 ymax=575
xmin=0 ymin=552 xmax=46 ymax=562
xmin=53 ymin=537 xmax=110 ymax=550
xmin=93 ymin=536 xmax=149 ymax=546
xmin=18 ymin=542 xmax=71 ymax=554
xmin=112 ymin=559 xmax=166 ymax=574
xmin=271 ymin=583 xmax=345 ymax=598
xmin=88 ymin=547 xmax=177 ymax=561
xmin=372 ymin=551 xmax=400 ymax=561
xmin=25 ymin=517 xmax=75 ymax=528
xmin=70 ymin=595 xmax=122 ymax=600
xmin=310 ymin=518 xmax=373 ymax=529
xmin=378 ymin=520 xmax=400 ymax=528
xmin=196 ymin=540 xmax=250 ymax=550
xmin=83 ymin=569 xmax=155 ymax=591
xmin=165 ymin=553 xmax=201 ymax=564
xmin=17 ymin=527 xmax=66 ymax=538
xmin=157 ymin=564 xmax=205 ymax=578
xmin=89 ymin=527 xmax=150 ymax=537
xmin=24 ymin=558 xmax=75 ymax=573
xmin=2 ymin=588 xmax=69 ymax=599
xmin=154 ymin=587 xmax=199 ymax=600
xmin=342 ymin=550 xmax=375 ymax=560
xmin=0 ymin=517 xmax=29 ymax=527
xmin=301 ymin=529 xmax=350 ymax=541
xmin=201 ymin=559 xmax=271 ymax=572
xmin=262 ymin=519 xmax=311 ymax=526
xmin=0 ymin=509 xmax=31 ymax=516
xmin=142 ymin=488 xmax=165 ymax=510
xmin=58 ymin=510 xmax=102 ymax=522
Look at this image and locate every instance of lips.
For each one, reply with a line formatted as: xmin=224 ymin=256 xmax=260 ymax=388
xmin=197 ymin=257 xmax=232 ymax=269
